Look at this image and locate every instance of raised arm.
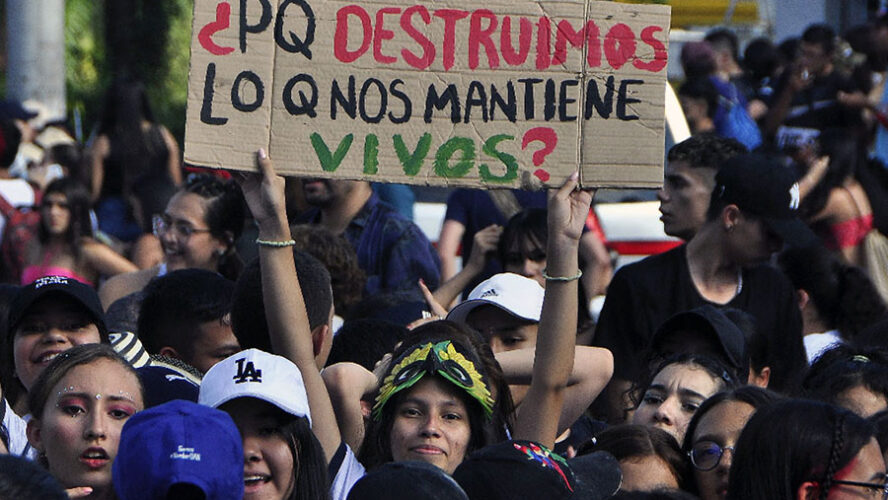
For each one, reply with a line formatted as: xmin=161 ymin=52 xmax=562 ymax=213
xmin=431 ymin=224 xmax=502 ymax=307
xmin=511 ymin=172 xmax=592 ymax=448
xmin=82 ymin=240 xmax=139 ymax=277
xmin=239 ymin=150 xmax=340 ymax=461
xmin=87 ymin=135 xmax=109 ymax=202
xmin=496 ymin=345 xmax=612 ymax=434
xmin=160 ymin=126 xmax=183 ymax=187
xmin=321 ymin=362 xmax=378 ymax=452
xmin=437 ymin=219 xmax=466 ymax=282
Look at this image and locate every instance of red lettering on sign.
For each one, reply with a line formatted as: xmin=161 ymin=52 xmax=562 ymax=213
xmin=334 ymin=5 xmax=372 ymax=63
xmin=433 ymin=9 xmax=470 ymax=71
xmin=401 ymin=6 xmax=435 ymax=69
xmin=501 ymin=16 xmax=532 ymax=66
xmin=468 ymin=10 xmax=499 ymax=69
xmin=603 ymin=23 xmax=636 ymax=70
xmin=634 ymin=25 xmax=668 ymax=72
xmin=373 ymin=7 xmax=400 ymax=63
xmin=199 ymin=2 xmax=235 ymax=55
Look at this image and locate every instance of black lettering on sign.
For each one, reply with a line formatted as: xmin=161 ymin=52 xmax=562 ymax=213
xmin=200 ymin=63 xmax=228 ymax=125
xmin=231 ymin=71 xmax=265 ymax=112
xmin=275 ymin=0 xmax=316 ymax=59
xmin=283 ymin=74 xmax=318 ymax=117
xmin=240 ymin=0 xmax=272 ymax=53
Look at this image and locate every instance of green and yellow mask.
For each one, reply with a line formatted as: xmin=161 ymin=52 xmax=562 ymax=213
xmin=372 ymin=340 xmax=495 ymax=421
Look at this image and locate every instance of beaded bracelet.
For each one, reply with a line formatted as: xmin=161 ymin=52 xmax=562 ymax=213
xmin=255 ymin=238 xmax=296 ymax=248
xmin=541 ymin=268 xmax=583 ymax=281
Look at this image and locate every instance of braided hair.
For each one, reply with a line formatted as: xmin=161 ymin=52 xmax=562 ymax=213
xmin=819 ymin=412 xmax=846 ymax=500
xmin=727 ymin=399 xmax=874 ymax=500
xmin=181 ymin=173 xmax=246 ymax=280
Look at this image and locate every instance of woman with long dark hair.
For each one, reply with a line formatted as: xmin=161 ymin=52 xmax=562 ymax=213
xmin=20 ymin=177 xmax=136 ymax=286
xmin=779 ymin=245 xmax=888 ymax=361
xmin=200 ymin=349 xmax=330 ymax=500
xmin=682 ymin=386 xmax=782 ymax=500
xmin=728 ymin=399 xmax=886 ymax=500
xmin=87 ymin=77 xmax=181 ymax=242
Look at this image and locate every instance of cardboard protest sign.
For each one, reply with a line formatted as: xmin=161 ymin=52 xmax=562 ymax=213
xmin=185 ymin=0 xmax=671 ymax=188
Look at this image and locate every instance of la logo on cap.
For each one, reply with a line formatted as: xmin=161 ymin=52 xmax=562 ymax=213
xmin=233 ymin=358 xmax=262 ymax=384
xmin=789 ymin=183 xmax=800 ymax=210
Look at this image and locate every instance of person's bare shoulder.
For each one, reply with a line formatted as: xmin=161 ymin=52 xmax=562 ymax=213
xmin=98 ymin=265 xmax=159 ymax=310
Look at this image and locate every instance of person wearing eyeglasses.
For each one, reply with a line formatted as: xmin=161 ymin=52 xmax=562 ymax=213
xmin=19 ymin=177 xmax=137 ymax=287
xmin=682 ymin=387 xmax=782 ymax=500
xmin=729 ymin=398 xmax=888 ymax=500
xmin=99 ymin=174 xmax=245 ymax=309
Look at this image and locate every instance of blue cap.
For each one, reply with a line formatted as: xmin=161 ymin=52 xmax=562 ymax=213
xmin=112 ymin=400 xmax=243 ymax=500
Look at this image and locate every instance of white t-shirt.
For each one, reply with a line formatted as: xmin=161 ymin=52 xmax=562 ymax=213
xmin=3 ymin=398 xmax=36 ymax=459
xmin=0 ymin=178 xmax=36 ymax=239
xmin=329 ymin=442 xmax=366 ymax=500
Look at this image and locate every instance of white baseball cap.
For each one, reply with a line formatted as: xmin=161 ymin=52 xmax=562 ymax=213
xmin=198 ymin=349 xmax=312 ymax=426
xmin=447 ymin=273 xmax=545 ymax=324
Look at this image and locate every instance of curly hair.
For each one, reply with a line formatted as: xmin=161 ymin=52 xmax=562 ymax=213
xmin=667 ymin=134 xmax=748 ymax=171
xmin=290 ymin=224 xmax=365 ymax=319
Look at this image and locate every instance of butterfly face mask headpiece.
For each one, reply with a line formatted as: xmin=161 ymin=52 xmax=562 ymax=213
xmin=372 ymin=340 xmax=495 ymax=421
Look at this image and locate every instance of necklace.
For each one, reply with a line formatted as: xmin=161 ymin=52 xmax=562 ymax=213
xmin=735 ymin=269 xmax=743 ymax=296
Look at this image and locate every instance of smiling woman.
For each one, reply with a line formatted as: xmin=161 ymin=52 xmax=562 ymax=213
xmin=25 ymin=344 xmax=145 ymax=500
xmin=199 ymin=349 xmax=330 ymax=500
xmin=365 ymin=329 xmax=498 ymax=475
xmin=98 ymin=174 xmax=245 ymax=309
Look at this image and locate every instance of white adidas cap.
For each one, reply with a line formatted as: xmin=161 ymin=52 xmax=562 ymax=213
xmin=447 ymin=273 xmax=545 ymax=324
xmin=198 ymin=349 xmax=311 ymax=426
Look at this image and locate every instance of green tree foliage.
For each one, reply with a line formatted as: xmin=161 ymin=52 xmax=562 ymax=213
xmin=66 ymin=0 xmax=192 ymax=143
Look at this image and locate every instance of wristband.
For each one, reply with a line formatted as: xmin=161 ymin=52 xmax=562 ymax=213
xmin=541 ymin=268 xmax=583 ymax=281
xmin=255 ymin=238 xmax=296 ymax=248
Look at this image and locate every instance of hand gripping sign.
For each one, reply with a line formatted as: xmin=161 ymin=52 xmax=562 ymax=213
xmin=185 ymin=0 xmax=671 ymax=189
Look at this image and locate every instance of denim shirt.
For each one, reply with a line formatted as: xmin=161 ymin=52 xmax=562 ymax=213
xmin=299 ymin=193 xmax=441 ymax=296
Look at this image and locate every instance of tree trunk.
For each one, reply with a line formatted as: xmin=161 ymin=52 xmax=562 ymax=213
xmin=6 ymin=0 xmax=67 ymax=121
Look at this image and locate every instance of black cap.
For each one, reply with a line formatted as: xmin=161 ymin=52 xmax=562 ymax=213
xmin=714 ymin=153 xmax=818 ymax=247
xmin=137 ymin=365 xmax=200 ymax=409
xmin=347 ymin=461 xmax=469 ymax=500
xmin=453 ymin=440 xmax=621 ymax=500
xmin=651 ymin=305 xmax=749 ymax=381
xmin=0 ymin=100 xmax=37 ymax=121
xmin=9 ymin=276 xmax=107 ymax=338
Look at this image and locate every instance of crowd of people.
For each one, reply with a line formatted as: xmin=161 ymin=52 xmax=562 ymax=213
xmin=3 ymin=15 xmax=888 ymax=500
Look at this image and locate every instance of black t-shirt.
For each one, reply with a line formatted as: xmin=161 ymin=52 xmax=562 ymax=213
xmin=592 ymin=245 xmax=805 ymax=393
xmin=770 ymin=69 xmax=861 ymax=133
